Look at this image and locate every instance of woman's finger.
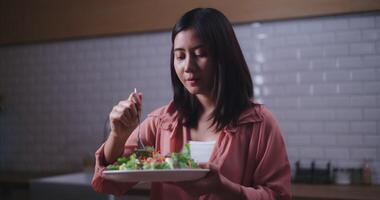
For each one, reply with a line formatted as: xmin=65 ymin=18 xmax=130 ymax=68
xmin=198 ymin=162 xmax=209 ymax=169
xmin=130 ymin=92 xmax=142 ymax=111
xmin=208 ymin=163 xmax=220 ymax=171
xmin=113 ymin=105 xmax=126 ymax=113
xmin=109 ymin=111 xmax=121 ymax=120
xmin=127 ymin=92 xmax=133 ymax=101
xmin=133 ymin=92 xmax=142 ymax=102
xmin=118 ymin=100 xmax=130 ymax=108
xmin=131 ymin=103 xmax=139 ymax=118
xmin=116 ymin=101 xmax=133 ymax=118
xmin=123 ymin=107 xmax=133 ymax=119
xmin=119 ymin=114 xmax=131 ymax=127
xmin=110 ymin=105 xmax=125 ymax=118
xmin=108 ymin=90 xmax=142 ymax=132
xmin=121 ymin=94 xmax=141 ymax=114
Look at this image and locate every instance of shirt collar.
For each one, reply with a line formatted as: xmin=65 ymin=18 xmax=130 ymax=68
xmin=159 ymin=101 xmax=263 ymax=133
xmin=223 ymin=102 xmax=264 ymax=133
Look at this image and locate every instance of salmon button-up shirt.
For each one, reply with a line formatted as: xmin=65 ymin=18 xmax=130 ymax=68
xmin=92 ymin=101 xmax=291 ymax=200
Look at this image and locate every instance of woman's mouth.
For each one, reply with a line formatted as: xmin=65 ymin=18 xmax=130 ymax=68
xmin=186 ymin=78 xmax=199 ymax=85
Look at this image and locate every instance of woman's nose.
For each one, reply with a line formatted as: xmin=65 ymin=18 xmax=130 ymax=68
xmin=184 ymin=55 xmax=196 ymax=72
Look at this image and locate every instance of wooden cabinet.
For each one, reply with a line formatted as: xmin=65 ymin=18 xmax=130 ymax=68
xmin=1 ymin=0 xmax=380 ymax=45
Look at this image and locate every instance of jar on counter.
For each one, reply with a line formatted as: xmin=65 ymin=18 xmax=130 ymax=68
xmin=362 ymin=159 xmax=372 ymax=185
xmin=334 ymin=168 xmax=351 ymax=185
xmin=350 ymin=168 xmax=362 ymax=185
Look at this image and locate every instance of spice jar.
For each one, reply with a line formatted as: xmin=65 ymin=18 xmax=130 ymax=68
xmin=362 ymin=159 xmax=372 ymax=185
xmin=334 ymin=168 xmax=351 ymax=185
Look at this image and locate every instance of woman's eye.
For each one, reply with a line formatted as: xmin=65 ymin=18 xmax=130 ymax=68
xmin=194 ymin=50 xmax=207 ymax=57
xmin=176 ymin=55 xmax=185 ymax=60
xmin=175 ymin=53 xmax=185 ymax=60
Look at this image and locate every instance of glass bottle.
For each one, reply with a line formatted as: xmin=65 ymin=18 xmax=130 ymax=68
xmin=362 ymin=159 xmax=372 ymax=185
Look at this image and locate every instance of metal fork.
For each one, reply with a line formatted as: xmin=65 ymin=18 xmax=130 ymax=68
xmin=134 ymin=88 xmax=145 ymax=151
xmin=136 ymin=108 xmax=145 ymax=150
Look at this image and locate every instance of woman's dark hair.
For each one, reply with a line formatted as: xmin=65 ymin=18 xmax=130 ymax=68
xmin=170 ymin=8 xmax=254 ymax=131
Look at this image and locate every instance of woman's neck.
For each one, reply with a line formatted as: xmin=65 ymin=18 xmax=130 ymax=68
xmin=196 ymin=94 xmax=215 ymax=116
xmin=189 ymin=94 xmax=219 ymax=141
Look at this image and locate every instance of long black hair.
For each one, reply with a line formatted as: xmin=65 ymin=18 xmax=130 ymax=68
xmin=170 ymin=8 xmax=254 ymax=131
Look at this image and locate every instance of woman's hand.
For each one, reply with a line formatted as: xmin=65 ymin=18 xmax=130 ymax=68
xmin=104 ymin=91 xmax=142 ymax=164
xmin=109 ymin=91 xmax=142 ymax=138
xmin=172 ymin=163 xmax=241 ymax=199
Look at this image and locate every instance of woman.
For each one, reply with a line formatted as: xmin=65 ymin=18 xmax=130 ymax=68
xmin=92 ymin=8 xmax=291 ymax=200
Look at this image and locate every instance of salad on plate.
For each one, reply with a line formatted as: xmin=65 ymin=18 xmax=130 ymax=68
xmin=106 ymin=143 xmax=199 ymax=171
xmin=102 ymin=143 xmax=209 ymax=182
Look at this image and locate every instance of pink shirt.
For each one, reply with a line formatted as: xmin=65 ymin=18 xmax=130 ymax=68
xmin=92 ymin=101 xmax=291 ymax=200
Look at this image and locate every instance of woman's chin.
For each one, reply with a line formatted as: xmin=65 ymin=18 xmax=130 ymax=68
xmin=185 ymin=87 xmax=200 ymax=95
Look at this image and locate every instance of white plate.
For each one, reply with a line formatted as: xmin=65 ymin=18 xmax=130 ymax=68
xmin=102 ymin=168 xmax=210 ymax=182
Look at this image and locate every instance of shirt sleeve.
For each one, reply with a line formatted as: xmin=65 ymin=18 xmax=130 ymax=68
xmin=91 ymin=113 xmax=159 ymax=196
xmin=123 ymin=113 xmax=159 ymax=155
xmin=91 ymin=143 xmax=137 ymax=196
xmin=241 ymin=108 xmax=291 ymax=200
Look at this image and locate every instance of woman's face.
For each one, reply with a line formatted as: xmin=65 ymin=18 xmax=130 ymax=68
xmin=173 ymin=28 xmax=215 ymax=97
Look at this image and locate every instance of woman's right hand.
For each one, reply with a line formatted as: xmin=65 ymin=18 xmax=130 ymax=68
xmin=109 ymin=91 xmax=142 ymax=138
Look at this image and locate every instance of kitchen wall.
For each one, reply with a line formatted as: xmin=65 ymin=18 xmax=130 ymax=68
xmin=0 ymin=11 xmax=379 ymax=183
xmin=251 ymin=12 xmax=380 ymax=184
xmin=0 ymin=32 xmax=172 ymax=173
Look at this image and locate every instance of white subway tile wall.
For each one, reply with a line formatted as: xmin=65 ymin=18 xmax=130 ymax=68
xmin=252 ymin=12 xmax=380 ymax=184
xmin=0 ymin=33 xmax=173 ymax=172
xmin=0 ymin=12 xmax=379 ymax=183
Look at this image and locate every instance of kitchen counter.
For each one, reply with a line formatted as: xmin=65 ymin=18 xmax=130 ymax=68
xmin=0 ymin=171 xmax=65 ymax=200
xmin=30 ymin=172 xmax=107 ymax=200
xmin=4 ymin=171 xmax=379 ymax=200
xmin=292 ymin=183 xmax=380 ymax=200
xmin=30 ymin=172 xmax=149 ymax=200
xmin=29 ymin=173 xmax=380 ymax=200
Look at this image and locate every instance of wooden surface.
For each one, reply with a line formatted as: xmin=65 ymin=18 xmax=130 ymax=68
xmin=0 ymin=171 xmax=75 ymax=184
xmin=1 ymin=173 xmax=380 ymax=200
xmin=131 ymin=183 xmax=380 ymax=199
xmin=292 ymin=184 xmax=380 ymax=200
xmin=1 ymin=0 xmax=380 ymax=45
xmin=130 ymin=183 xmax=380 ymax=200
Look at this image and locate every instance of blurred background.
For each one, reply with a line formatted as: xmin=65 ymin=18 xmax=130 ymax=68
xmin=0 ymin=0 xmax=380 ymax=200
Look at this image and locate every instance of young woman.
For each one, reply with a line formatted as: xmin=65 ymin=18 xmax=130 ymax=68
xmin=92 ymin=8 xmax=291 ymax=200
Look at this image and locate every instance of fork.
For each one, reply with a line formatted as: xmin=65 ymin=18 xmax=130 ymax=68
xmin=134 ymin=88 xmax=146 ymax=153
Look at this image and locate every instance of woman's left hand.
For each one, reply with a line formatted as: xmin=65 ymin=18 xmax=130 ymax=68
xmin=169 ymin=163 xmax=240 ymax=198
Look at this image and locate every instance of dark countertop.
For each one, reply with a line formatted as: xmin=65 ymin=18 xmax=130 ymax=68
xmin=2 ymin=172 xmax=379 ymax=200
xmin=292 ymin=183 xmax=380 ymax=200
